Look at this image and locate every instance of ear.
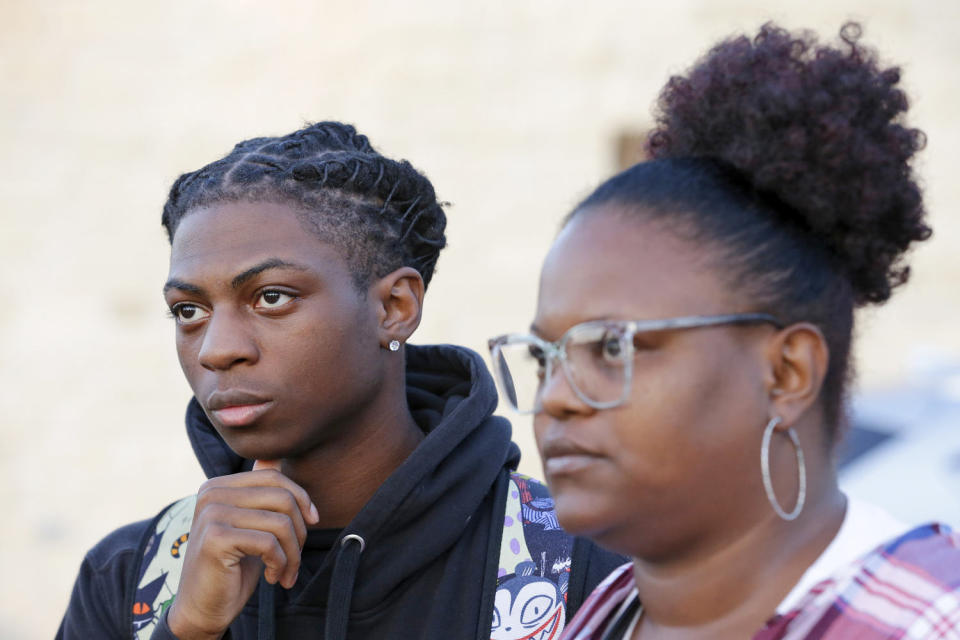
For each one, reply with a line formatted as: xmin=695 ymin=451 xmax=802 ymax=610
xmin=370 ymin=267 xmax=424 ymax=349
xmin=763 ymin=322 xmax=829 ymax=428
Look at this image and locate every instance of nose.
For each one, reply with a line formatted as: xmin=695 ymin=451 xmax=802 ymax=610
xmin=537 ymin=360 xmax=594 ymax=418
xmin=197 ymin=308 xmax=259 ymax=371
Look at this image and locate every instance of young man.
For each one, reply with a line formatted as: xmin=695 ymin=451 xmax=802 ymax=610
xmin=58 ymin=121 xmax=623 ymax=640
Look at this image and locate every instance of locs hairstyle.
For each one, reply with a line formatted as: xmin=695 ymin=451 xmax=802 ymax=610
xmin=568 ymin=23 xmax=931 ymax=439
xmin=161 ymin=121 xmax=447 ymax=289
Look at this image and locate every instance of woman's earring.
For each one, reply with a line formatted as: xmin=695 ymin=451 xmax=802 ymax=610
xmin=388 ymin=339 xmax=401 ymax=352
xmin=760 ymin=415 xmax=806 ymax=521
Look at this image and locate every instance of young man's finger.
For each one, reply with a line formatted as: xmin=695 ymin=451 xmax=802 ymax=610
xmin=203 ymin=508 xmax=303 ymax=588
xmin=197 ymin=500 xmax=308 ymax=550
xmin=199 ymin=470 xmax=320 ymax=524
xmin=207 ymin=526 xmax=290 ymax=585
xmin=252 ymin=459 xmax=282 ymax=472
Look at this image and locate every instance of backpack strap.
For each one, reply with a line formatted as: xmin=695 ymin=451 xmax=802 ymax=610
xmin=490 ymin=472 xmax=572 ymax=639
xmin=131 ymin=495 xmax=197 ymax=640
xmin=130 ymin=476 xmax=573 ymax=639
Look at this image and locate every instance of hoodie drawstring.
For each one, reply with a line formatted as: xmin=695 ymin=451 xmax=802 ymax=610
xmin=258 ymin=574 xmax=276 ymax=640
xmin=325 ymin=533 xmax=365 ymax=640
xmin=256 ymin=533 xmax=365 ymax=640
xmin=255 ymin=534 xmax=365 ymax=640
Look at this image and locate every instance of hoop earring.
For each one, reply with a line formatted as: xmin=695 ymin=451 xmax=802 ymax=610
xmin=760 ymin=416 xmax=806 ymax=521
xmin=388 ymin=339 xmax=401 ymax=352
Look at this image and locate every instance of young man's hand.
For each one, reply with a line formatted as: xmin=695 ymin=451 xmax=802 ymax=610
xmin=166 ymin=460 xmax=319 ymax=640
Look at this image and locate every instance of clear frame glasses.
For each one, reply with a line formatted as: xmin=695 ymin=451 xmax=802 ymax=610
xmin=488 ymin=313 xmax=782 ymax=414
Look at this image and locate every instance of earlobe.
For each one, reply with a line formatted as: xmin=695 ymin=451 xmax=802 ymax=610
xmin=373 ymin=267 xmax=424 ymax=349
xmin=765 ymin=323 xmax=829 ymax=427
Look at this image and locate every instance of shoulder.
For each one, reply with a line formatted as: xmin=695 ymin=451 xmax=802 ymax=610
xmin=780 ymin=524 xmax=960 ymax=639
xmin=83 ymin=518 xmax=155 ymax=571
xmin=859 ymin=523 xmax=960 ymax=597
xmin=58 ymin=518 xmax=155 ymax=640
xmin=866 ymin=523 xmax=960 ymax=627
xmin=59 ymin=497 xmax=198 ymax=640
xmin=82 ymin=495 xmax=197 ymax=576
xmin=562 ymin=563 xmax=635 ymax=640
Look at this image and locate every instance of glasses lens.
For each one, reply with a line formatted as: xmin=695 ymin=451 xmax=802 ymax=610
xmin=563 ymin=324 xmax=631 ymax=407
xmin=493 ymin=340 xmax=546 ymax=413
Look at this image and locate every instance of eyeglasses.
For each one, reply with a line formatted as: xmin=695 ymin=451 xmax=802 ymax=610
xmin=488 ymin=313 xmax=782 ymax=414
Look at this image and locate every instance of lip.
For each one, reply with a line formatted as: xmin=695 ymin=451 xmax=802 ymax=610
xmin=540 ymin=437 xmax=601 ymax=476
xmin=543 ymin=454 xmax=597 ymax=476
xmin=206 ymin=390 xmax=274 ymax=428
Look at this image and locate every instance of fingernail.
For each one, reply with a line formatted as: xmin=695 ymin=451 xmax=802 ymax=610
xmin=309 ymin=503 xmax=319 ymax=523
xmin=253 ymin=459 xmax=282 ymax=472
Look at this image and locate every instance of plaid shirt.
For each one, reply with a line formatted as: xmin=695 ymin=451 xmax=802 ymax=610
xmin=563 ymin=524 xmax=960 ymax=639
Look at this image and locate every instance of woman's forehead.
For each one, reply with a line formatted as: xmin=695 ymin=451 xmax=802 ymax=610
xmin=535 ymin=211 xmax=733 ymax=331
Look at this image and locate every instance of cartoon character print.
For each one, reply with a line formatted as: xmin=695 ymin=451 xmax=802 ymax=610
xmin=514 ymin=474 xmax=562 ymax=533
xmin=132 ymin=496 xmax=196 ymax=639
xmin=492 ymin=562 xmax=566 ymax=640
xmin=132 ymin=572 xmax=168 ymax=631
xmin=132 ymin=526 xmax=166 ymax=632
xmin=170 ymin=532 xmax=189 ymax=557
xmin=492 ymin=474 xmax=572 ymax=640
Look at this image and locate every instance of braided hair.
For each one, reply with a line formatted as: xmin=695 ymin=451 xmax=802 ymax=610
xmin=569 ymin=23 xmax=931 ymax=439
xmin=161 ymin=121 xmax=447 ymax=289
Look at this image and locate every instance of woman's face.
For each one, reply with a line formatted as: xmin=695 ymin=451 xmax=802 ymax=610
xmin=532 ymin=208 xmax=776 ymax=559
xmin=163 ymin=200 xmax=385 ymax=461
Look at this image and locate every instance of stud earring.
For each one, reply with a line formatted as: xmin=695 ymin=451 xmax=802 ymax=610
xmin=388 ymin=340 xmax=401 ymax=352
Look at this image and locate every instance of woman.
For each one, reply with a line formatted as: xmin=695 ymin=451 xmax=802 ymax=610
xmin=58 ymin=122 xmax=622 ymax=640
xmin=489 ymin=23 xmax=959 ymax=639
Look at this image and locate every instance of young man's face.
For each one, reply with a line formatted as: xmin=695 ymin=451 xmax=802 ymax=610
xmin=163 ymin=200 xmax=386 ymax=461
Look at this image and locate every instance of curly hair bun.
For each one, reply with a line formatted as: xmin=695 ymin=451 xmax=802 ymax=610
xmin=648 ymin=22 xmax=931 ymax=305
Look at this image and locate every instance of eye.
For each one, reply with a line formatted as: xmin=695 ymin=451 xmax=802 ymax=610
xmin=520 ymin=594 xmax=555 ymax=625
xmin=631 ymin=330 xmax=659 ymax=352
xmin=599 ymin=331 xmax=628 ymax=365
xmin=170 ymin=303 xmax=210 ymax=326
xmin=255 ymin=290 xmax=295 ymax=309
xmin=528 ymin=344 xmax=547 ymax=378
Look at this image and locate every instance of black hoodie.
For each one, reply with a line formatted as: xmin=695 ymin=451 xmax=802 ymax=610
xmin=58 ymin=344 xmax=624 ymax=640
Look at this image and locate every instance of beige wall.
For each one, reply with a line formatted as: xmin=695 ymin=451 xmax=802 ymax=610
xmin=1 ymin=1 xmax=957 ymax=637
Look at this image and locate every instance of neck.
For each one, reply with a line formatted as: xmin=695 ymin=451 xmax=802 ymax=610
xmin=280 ymin=381 xmax=424 ymax=529
xmin=632 ymin=472 xmax=845 ymax=638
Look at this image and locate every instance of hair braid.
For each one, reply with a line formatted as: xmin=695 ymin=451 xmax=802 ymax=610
xmin=162 ymin=121 xmax=447 ymax=289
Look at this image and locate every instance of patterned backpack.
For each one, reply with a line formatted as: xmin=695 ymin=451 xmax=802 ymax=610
xmin=131 ymin=472 xmax=572 ymax=640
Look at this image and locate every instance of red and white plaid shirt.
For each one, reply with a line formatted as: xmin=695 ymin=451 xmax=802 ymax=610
xmin=563 ymin=524 xmax=960 ymax=639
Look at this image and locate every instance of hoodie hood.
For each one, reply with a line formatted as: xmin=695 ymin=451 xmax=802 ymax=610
xmin=184 ymin=342 xmax=520 ymax=609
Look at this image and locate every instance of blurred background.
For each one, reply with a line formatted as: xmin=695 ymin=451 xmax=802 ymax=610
xmin=1 ymin=1 xmax=958 ymax=637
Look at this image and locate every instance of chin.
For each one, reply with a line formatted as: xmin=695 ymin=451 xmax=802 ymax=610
xmin=552 ymin=491 xmax=610 ymax=537
xmin=554 ymin=492 xmax=650 ymax=557
xmin=219 ymin=430 xmax=299 ymax=462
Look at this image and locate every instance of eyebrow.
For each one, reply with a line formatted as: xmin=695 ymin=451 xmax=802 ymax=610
xmin=529 ymin=315 xmax=622 ymax=338
xmin=163 ymin=278 xmax=206 ymax=296
xmin=229 ymin=258 xmax=310 ymax=289
xmin=162 ymin=258 xmax=311 ymax=296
